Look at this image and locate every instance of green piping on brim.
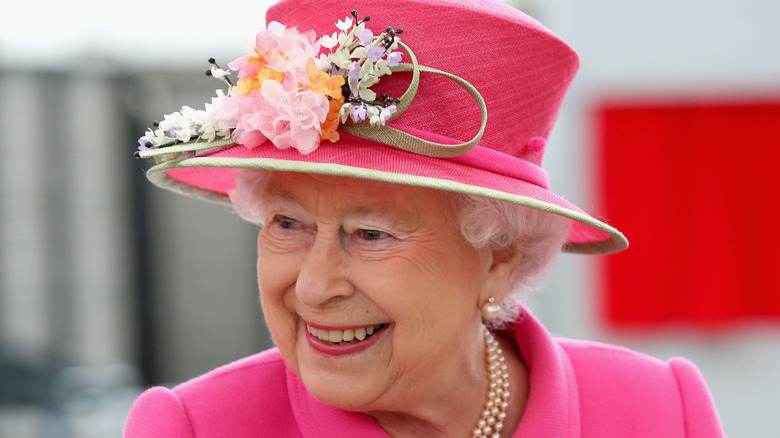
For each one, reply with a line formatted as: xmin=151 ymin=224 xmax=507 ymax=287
xmin=144 ymin=156 xmax=628 ymax=255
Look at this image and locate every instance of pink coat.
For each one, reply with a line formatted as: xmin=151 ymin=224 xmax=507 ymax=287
xmin=124 ymin=308 xmax=724 ymax=437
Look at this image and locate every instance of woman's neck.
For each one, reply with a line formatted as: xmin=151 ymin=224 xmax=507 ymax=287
xmin=368 ymin=327 xmax=529 ymax=438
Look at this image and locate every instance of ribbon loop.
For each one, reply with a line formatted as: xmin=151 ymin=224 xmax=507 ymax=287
xmin=340 ymin=41 xmax=487 ymax=158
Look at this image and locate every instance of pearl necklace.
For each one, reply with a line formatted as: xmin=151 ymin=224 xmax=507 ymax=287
xmin=472 ymin=326 xmax=510 ymax=438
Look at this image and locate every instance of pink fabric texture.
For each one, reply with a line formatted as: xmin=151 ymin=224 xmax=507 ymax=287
xmin=123 ymin=308 xmax=724 ymax=437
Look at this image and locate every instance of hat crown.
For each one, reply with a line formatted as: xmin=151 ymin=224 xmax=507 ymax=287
xmin=267 ymin=0 xmax=579 ymax=166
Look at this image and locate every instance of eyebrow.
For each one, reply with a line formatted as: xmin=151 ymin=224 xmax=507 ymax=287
xmin=263 ymin=187 xmax=299 ymax=205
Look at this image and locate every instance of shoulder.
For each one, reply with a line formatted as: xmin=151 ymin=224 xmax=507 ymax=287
xmin=557 ymin=337 xmax=671 ymax=378
xmin=556 ymin=338 xmax=723 ymax=438
xmin=123 ymin=348 xmax=302 ymax=438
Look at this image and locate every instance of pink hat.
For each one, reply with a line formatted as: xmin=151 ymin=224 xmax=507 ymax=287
xmin=136 ymin=0 xmax=628 ymax=254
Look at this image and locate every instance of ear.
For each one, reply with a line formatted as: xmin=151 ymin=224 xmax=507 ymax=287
xmin=480 ymin=243 xmax=523 ymax=304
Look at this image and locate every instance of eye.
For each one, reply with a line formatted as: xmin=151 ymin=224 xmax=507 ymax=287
xmin=278 ymin=216 xmax=298 ymax=229
xmin=360 ymin=229 xmax=389 ymax=241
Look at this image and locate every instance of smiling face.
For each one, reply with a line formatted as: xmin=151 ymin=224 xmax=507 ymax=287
xmin=256 ymin=172 xmax=505 ymax=412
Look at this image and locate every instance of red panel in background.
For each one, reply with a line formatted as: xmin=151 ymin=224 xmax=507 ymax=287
xmin=596 ymin=100 xmax=780 ymax=328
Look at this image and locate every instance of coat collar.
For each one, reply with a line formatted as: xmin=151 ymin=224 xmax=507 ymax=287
xmin=285 ymin=306 xmax=581 ymax=437
xmin=511 ymin=307 xmax=580 ymax=437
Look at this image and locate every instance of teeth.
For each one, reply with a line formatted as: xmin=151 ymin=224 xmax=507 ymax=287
xmin=316 ymin=330 xmax=329 ymax=342
xmin=355 ymin=327 xmax=366 ymax=340
xmin=307 ymin=324 xmax=383 ymax=344
xmin=328 ymin=330 xmax=343 ymax=343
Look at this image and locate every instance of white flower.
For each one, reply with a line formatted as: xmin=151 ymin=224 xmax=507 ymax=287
xmin=358 ymin=86 xmax=376 ymax=101
xmin=379 ymin=106 xmax=397 ymax=124
xmin=199 ymin=124 xmax=217 ymax=142
xmin=175 ymin=124 xmax=193 ymax=142
xmin=151 ymin=129 xmax=168 ymax=145
xmin=374 ymin=59 xmax=392 ymax=77
xmin=158 ymin=112 xmax=180 ymax=132
xmin=315 ymin=53 xmax=331 ymax=72
xmin=320 ymin=32 xmax=338 ymax=50
xmin=198 ymin=103 xmax=218 ymax=142
xmin=339 ymin=103 xmax=353 ymax=124
xmin=354 ymin=22 xmax=366 ymax=36
xmin=329 ymin=50 xmax=351 ymax=69
xmin=180 ymin=106 xmax=201 ymax=123
xmin=336 ymin=17 xmax=353 ymax=31
xmin=364 ymin=75 xmax=379 ymax=87
xmin=359 ymin=62 xmax=375 ymax=80
xmin=337 ymin=31 xmax=350 ymax=46
xmin=209 ymin=66 xmax=231 ymax=79
xmin=350 ymin=47 xmax=368 ymax=60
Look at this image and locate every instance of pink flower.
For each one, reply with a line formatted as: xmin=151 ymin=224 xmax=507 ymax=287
xmin=234 ymin=91 xmax=270 ymax=149
xmin=236 ymin=128 xmax=269 ymax=149
xmin=236 ymin=80 xmax=329 ymax=154
xmin=229 ymin=22 xmax=322 ymax=82
xmin=257 ymin=21 xmax=321 ymax=78
xmin=228 ymin=55 xmax=256 ymax=79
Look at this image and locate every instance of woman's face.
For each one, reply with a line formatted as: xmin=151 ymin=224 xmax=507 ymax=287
xmin=256 ymin=172 xmax=498 ymax=411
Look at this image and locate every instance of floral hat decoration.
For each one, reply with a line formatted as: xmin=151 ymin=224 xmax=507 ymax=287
xmin=135 ymin=0 xmax=628 ymax=255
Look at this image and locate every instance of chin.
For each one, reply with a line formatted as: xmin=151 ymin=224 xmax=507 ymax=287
xmin=294 ymin=330 xmax=394 ymax=412
xmin=300 ymin=369 xmax=385 ymax=412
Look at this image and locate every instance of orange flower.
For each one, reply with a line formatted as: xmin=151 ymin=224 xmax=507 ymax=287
xmin=301 ymin=58 xmax=345 ymax=100
xmin=233 ymin=67 xmax=285 ymax=95
xmin=298 ymin=59 xmax=346 ymax=143
xmin=320 ymin=97 xmax=343 ymax=143
xmin=246 ymin=49 xmax=268 ymax=70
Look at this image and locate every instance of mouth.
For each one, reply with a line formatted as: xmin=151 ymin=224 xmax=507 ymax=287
xmin=306 ymin=323 xmax=388 ymax=346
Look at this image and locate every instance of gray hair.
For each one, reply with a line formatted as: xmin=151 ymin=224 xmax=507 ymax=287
xmin=444 ymin=192 xmax=570 ymax=328
xmin=229 ymin=169 xmax=570 ymax=329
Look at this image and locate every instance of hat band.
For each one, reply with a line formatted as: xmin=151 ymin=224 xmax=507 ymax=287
xmin=449 ymin=146 xmax=550 ymax=190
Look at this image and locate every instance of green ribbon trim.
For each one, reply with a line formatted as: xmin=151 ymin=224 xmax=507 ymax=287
xmin=340 ymin=41 xmax=488 ymax=158
xmin=136 ymin=137 xmax=235 ymax=161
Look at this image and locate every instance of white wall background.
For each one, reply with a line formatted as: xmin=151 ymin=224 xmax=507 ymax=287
xmin=1 ymin=0 xmax=779 ymax=436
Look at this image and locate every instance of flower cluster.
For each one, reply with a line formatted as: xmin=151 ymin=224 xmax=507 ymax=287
xmin=138 ymin=10 xmax=404 ymax=155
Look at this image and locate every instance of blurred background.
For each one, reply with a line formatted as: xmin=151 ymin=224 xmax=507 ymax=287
xmin=1 ymin=0 xmax=778 ymax=436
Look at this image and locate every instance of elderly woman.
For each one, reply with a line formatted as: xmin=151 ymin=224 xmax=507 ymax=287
xmin=125 ymin=0 xmax=724 ymax=437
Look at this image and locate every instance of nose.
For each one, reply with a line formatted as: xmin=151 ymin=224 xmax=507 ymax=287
xmin=295 ymin=229 xmax=355 ymax=307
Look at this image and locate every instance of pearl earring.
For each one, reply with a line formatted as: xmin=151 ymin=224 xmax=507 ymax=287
xmin=481 ymin=296 xmax=501 ymax=320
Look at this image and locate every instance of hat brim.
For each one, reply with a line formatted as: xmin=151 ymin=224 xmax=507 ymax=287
xmin=143 ymin=137 xmax=628 ymax=255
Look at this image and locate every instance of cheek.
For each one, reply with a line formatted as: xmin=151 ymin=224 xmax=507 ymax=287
xmin=256 ymin=234 xmax=303 ymax=301
xmin=362 ymin=250 xmax=482 ymax=330
xmin=257 ymin=246 xmax=301 ymax=366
